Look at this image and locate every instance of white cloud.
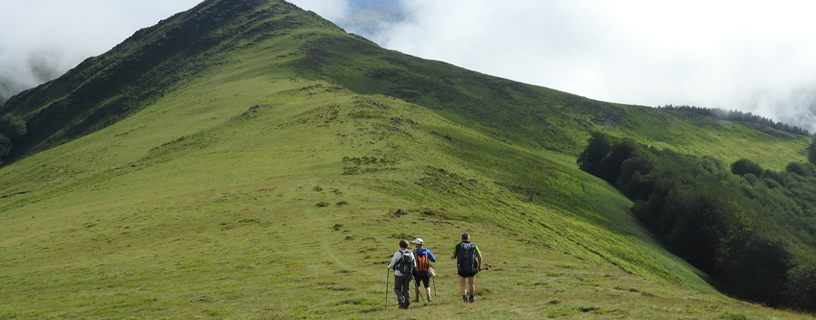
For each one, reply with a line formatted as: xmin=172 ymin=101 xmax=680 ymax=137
xmin=287 ymin=0 xmax=351 ymax=23
xmin=0 ymin=0 xmax=201 ymax=99
xmin=365 ymin=0 xmax=816 ymax=131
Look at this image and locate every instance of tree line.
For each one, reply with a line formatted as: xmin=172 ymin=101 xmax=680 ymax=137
xmin=658 ymin=104 xmax=811 ymax=136
xmin=578 ymin=132 xmax=816 ymax=311
xmin=0 ymin=113 xmax=27 ymax=165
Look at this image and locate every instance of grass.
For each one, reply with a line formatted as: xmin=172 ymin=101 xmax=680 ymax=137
xmin=292 ymin=32 xmax=810 ymax=171
xmin=0 ymin=76 xmax=813 ymax=319
xmin=0 ymin=1 xmax=814 ymax=318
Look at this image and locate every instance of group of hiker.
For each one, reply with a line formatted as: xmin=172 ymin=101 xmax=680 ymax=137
xmin=386 ymin=232 xmax=483 ymax=309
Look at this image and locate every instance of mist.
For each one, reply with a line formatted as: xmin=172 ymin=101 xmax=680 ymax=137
xmin=0 ymin=47 xmax=68 ymax=101
xmin=0 ymin=0 xmax=201 ymax=102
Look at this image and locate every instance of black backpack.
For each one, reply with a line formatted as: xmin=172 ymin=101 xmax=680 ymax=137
xmin=395 ymin=249 xmax=416 ymax=274
xmin=456 ymin=242 xmax=477 ymax=273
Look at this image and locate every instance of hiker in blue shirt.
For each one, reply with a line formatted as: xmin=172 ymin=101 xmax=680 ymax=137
xmin=411 ymin=238 xmax=437 ymax=302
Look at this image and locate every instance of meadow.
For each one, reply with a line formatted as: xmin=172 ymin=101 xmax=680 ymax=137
xmin=1 ymin=77 xmax=812 ymax=318
xmin=1 ymin=1 xmax=814 ymax=318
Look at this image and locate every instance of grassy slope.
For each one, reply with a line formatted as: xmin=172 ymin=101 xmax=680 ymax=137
xmin=293 ymin=34 xmax=809 ymax=171
xmin=0 ymin=53 xmax=811 ymax=318
xmin=0 ymin=0 xmax=813 ymax=318
xmin=604 ymin=105 xmax=810 ymax=171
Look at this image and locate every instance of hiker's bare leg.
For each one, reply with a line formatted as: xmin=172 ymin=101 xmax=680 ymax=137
xmin=468 ymin=277 xmax=475 ymax=295
xmin=425 ymin=286 xmax=432 ymax=296
xmin=458 ymin=276 xmax=467 ymax=295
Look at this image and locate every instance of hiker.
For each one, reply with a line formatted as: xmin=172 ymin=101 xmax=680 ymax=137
xmin=411 ymin=238 xmax=437 ymax=302
xmin=450 ymin=232 xmax=482 ymax=303
xmin=387 ymin=239 xmax=417 ymax=309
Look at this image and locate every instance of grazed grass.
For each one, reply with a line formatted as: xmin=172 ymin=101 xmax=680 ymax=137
xmin=0 ymin=79 xmax=812 ymax=319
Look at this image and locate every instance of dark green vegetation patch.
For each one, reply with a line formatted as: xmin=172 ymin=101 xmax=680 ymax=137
xmin=579 ymin=131 xmax=816 ymax=310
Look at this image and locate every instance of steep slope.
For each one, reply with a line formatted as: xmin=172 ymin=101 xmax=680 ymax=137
xmin=290 ymin=33 xmax=810 ymax=169
xmin=0 ymin=0 xmax=813 ymax=318
xmin=1 ymin=77 xmax=808 ymax=319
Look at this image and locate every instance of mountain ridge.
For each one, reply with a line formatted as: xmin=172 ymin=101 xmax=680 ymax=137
xmin=1 ymin=0 xmax=809 ymax=170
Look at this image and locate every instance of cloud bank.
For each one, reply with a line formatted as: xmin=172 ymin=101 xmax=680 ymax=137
xmin=0 ymin=0 xmax=200 ymax=100
xmin=297 ymin=0 xmax=816 ymax=132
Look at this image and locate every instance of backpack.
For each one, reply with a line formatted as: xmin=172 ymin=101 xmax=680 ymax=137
xmin=456 ymin=242 xmax=477 ymax=273
xmin=414 ymin=251 xmax=430 ymax=272
xmin=395 ymin=250 xmax=416 ymax=274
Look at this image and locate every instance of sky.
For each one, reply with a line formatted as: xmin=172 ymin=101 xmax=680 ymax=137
xmin=3 ymin=0 xmax=816 ymax=132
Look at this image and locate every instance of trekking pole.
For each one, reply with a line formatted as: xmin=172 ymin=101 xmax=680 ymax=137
xmin=385 ymin=268 xmax=389 ymax=309
xmin=415 ymin=281 xmax=427 ymax=306
xmin=428 ymin=266 xmax=437 ymax=296
xmin=432 ymin=276 xmax=437 ymax=296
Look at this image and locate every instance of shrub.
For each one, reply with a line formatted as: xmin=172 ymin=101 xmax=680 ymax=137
xmin=577 ymin=131 xmax=611 ymax=176
xmin=786 ymin=162 xmax=816 ymax=177
xmin=784 ymin=263 xmax=816 ymax=310
xmin=731 ymin=159 xmax=763 ymax=176
xmin=0 ymin=135 xmax=10 ymax=158
xmin=0 ymin=114 xmax=26 ymax=139
xmin=808 ymin=137 xmax=816 ymax=166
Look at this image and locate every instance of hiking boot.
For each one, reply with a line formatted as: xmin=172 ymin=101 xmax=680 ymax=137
xmin=404 ymin=302 xmax=410 ymax=309
xmin=413 ymin=296 xmax=419 ymax=303
xmin=426 ymin=294 xmax=433 ymax=302
xmin=398 ymin=303 xmax=405 ymax=309
xmin=462 ymin=295 xmax=468 ymax=303
xmin=469 ymin=294 xmax=475 ymax=303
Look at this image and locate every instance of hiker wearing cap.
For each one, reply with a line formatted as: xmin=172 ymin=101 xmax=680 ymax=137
xmin=450 ymin=232 xmax=482 ymax=303
xmin=387 ymin=239 xmax=417 ymax=309
xmin=411 ymin=238 xmax=437 ymax=303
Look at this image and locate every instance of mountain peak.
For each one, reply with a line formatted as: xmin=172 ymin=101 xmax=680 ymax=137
xmin=0 ymin=0 xmax=344 ymax=161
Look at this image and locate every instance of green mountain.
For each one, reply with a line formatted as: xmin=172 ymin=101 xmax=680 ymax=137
xmin=0 ymin=0 xmax=813 ymax=318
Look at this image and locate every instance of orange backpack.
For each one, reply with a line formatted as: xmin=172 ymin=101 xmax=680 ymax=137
xmin=414 ymin=251 xmax=430 ymax=272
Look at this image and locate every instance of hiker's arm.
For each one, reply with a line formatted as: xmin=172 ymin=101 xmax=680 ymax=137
xmin=477 ymin=254 xmax=483 ymax=270
xmin=428 ymin=251 xmax=437 ymax=262
xmin=387 ymin=252 xmax=399 ymax=269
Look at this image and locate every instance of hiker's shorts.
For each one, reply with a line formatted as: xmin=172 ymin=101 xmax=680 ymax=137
xmin=457 ymin=267 xmax=477 ymax=278
xmin=414 ymin=272 xmax=431 ymax=288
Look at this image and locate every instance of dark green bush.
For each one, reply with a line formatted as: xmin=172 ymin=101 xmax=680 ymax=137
xmin=577 ymin=131 xmax=611 ymax=177
xmin=808 ymin=137 xmax=816 ymax=166
xmin=731 ymin=159 xmax=763 ymax=176
xmin=0 ymin=114 xmax=26 ymax=139
xmin=786 ymin=162 xmax=816 ymax=177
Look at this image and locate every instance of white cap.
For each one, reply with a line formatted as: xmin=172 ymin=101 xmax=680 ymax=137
xmin=412 ymin=238 xmax=423 ymax=245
